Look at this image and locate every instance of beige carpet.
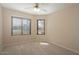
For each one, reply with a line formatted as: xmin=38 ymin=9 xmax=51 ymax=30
xmin=0 ymin=42 xmax=78 ymax=55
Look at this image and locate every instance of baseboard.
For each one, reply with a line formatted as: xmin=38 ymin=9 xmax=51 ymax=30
xmin=47 ymin=41 xmax=79 ymax=54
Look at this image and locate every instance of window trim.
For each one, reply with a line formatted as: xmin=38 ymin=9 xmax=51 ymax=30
xmin=37 ymin=19 xmax=45 ymax=35
xmin=11 ymin=16 xmax=31 ymax=36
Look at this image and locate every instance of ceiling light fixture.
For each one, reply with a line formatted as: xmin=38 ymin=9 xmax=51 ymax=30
xmin=34 ymin=7 xmax=40 ymax=12
xmin=34 ymin=3 xmax=40 ymax=12
xmin=25 ymin=3 xmax=47 ymax=13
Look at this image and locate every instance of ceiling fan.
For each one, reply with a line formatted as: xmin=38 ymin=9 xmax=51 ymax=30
xmin=25 ymin=3 xmax=47 ymax=12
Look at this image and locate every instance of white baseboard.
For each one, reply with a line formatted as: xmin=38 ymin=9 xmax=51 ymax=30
xmin=47 ymin=41 xmax=79 ymax=54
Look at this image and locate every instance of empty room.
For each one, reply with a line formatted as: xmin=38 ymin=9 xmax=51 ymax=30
xmin=0 ymin=3 xmax=79 ymax=55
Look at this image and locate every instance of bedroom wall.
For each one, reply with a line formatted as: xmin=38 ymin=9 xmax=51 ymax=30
xmin=47 ymin=5 xmax=79 ymax=54
xmin=0 ymin=5 xmax=3 ymax=51
xmin=3 ymin=8 xmax=47 ymax=47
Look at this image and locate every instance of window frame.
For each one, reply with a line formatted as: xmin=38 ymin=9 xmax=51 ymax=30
xmin=11 ymin=16 xmax=31 ymax=36
xmin=37 ymin=19 xmax=45 ymax=35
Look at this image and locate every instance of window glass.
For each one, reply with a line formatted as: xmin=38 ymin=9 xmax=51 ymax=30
xmin=12 ymin=17 xmax=31 ymax=36
xmin=12 ymin=17 xmax=21 ymax=35
xmin=37 ymin=19 xmax=45 ymax=35
xmin=23 ymin=19 xmax=31 ymax=35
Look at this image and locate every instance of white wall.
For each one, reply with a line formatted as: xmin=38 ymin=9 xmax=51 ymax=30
xmin=3 ymin=8 xmax=47 ymax=47
xmin=0 ymin=5 xmax=3 ymax=51
xmin=47 ymin=5 xmax=79 ymax=54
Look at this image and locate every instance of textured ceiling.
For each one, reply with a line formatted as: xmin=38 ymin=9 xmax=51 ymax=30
xmin=1 ymin=3 xmax=75 ymax=15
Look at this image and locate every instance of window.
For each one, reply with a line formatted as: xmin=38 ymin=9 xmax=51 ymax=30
xmin=12 ymin=17 xmax=21 ymax=35
xmin=22 ymin=19 xmax=31 ymax=35
xmin=37 ymin=19 xmax=45 ymax=35
xmin=11 ymin=16 xmax=31 ymax=36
